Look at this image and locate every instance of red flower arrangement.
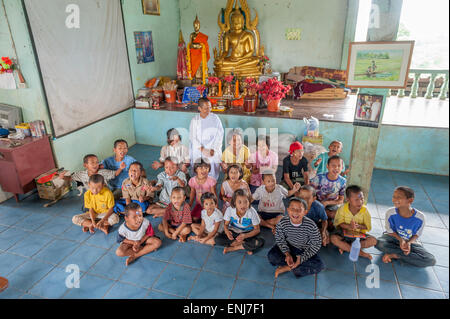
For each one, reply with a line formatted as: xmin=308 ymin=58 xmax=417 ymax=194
xmin=258 ymin=78 xmax=291 ymax=101
xmin=207 ymin=76 xmax=219 ymax=86
xmin=223 ymin=75 xmax=234 ymax=83
xmin=261 ymin=56 xmax=270 ymax=62
xmin=196 ymin=85 xmax=207 ymax=96
xmin=0 ymin=57 xmax=14 ymax=74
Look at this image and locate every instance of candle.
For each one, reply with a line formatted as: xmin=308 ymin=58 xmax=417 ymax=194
xmin=235 ymin=80 xmax=239 ymax=98
xmin=218 ymin=80 xmax=222 ymax=97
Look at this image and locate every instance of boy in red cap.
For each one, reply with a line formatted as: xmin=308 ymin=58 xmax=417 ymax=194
xmin=281 ymin=141 xmax=309 ymax=191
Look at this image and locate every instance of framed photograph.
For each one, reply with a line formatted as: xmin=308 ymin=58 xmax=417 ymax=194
xmin=353 ymin=94 xmax=384 ymax=128
xmin=134 ymin=31 xmax=155 ymax=63
xmin=346 ymin=41 xmax=414 ymax=88
xmin=142 ymin=0 xmax=160 ymax=15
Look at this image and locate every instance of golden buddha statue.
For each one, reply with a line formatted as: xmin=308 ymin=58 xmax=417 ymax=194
xmin=186 ymin=15 xmax=210 ymax=84
xmin=213 ymin=0 xmax=264 ymax=78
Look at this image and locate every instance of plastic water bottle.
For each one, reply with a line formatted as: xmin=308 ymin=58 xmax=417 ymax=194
xmin=349 ymin=238 xmax=361 ymax=262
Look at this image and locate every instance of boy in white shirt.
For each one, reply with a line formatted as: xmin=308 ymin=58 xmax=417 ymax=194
xmin=188 ymin=192 xmax=223 ymax=245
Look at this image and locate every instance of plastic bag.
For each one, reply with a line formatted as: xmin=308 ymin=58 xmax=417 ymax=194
xmin=303 ymin=116 xmax=319 ymax=137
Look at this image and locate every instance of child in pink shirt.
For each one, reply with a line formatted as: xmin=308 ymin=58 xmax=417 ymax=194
xmin=189 ymin=158 xmax=217 ymax=222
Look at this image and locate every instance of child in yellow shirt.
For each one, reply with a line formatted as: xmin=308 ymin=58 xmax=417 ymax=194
xmin=330 ymin=185 xmax=377 ymax=260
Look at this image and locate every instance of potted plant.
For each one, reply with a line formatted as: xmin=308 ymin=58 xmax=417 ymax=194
xmin=258 ymin=78 xmax=291 ymax=112
xmin=207 ymin=76 xmax=219 ymax=97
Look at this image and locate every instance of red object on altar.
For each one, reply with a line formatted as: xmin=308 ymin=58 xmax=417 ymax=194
xmin=189 ymin=32 xmax=210 ymax=77
xmin=177 ymin=32 xmax=188 ymax=80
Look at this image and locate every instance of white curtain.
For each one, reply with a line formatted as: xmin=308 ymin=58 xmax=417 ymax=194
xmin=24 ymin=0 xmax=134 ymax=137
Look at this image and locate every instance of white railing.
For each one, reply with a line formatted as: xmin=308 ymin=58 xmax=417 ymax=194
xmin=389 ymin=69 xmax=449 ymax=100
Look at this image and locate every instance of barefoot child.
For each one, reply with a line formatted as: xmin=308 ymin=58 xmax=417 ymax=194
xmin=152 ymin=128 xmax=190 ymax=174
xmin=158 ymin=187 xmax=192 ymax=242
xmin=216 ymin=189 xmax=265 ymax=255
xmin=115 ymin=203 xmax=162 ymax=266
xmin=330 ymin=185 xmax=377 ymax=260
xmin=281 ymin=141 xmax=309 ymax=191
xmin=297 ymin=185 xmax=329 ymax=246
xmin=220 ymin=164 xmax=250 ymax=213
xmin=72 ymin=174 xmax=119 ymax=234
xmin=113 ymin=162 xmax=154 ymax=215
xmin=221 ymin=128 xmax=251 ymax=183
xmin=188 ymin=192 xmax=223 ymax=245
xmin=376 ymin=186 xmax=436 ymax=267
xmin=147 ymin=157 xmax=187 ymax=217
xmin=188 ymin=159 xmax=217 ymax=222
xmin=252 ymin=173 xmax=301 ymax=233
xmin=268 ymin=197 xmax=324 ymax=278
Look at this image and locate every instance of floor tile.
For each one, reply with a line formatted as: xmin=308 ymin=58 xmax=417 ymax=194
xmin=0 ymin=225 xmax=7 ymax=233
xmin=432 ymin=201 xmax=449 ymax=215
xmin=35 ymin=217 xmax=72 ymax=236
xmin=58 ymin=224 xmax=93 ymax=243
xmin=20 ymin=293 xmax=44 ymax=299
xmin=104 ymin=282 xmax=149 ymax=299
xmin=189 ymin=271 xmax=235 ymax=299
xmin=354 ymin=254 xmax=396 ymax=282
xmin=8 ymin=233 xmax=54 ymax=257
xmin=319 ymin=245 xmax=355 ymax=274
xmin=59 ymin=244 xmax=107 ymax=272
xmin=88 ymin=252 xmax=128 ymax=280
xmin=118 ymin=257 xmax=167 ymax=289
xmin=170 ymin=242 xmax=212 ymax=269
xmin=204 ymin=246 xmax=245 ymax=279
xmin=423 ymin=243 xmax=449 ymax=267
xmin=84 ymin=230 xmax=118 ymax=250
xmin=433 ymin=266 xmax=449 ymax=293
xmin=145 ymin=235 xmax=180 ymax=262
xmin=152 ymin=263 xmax=199 ymax=297
xmin=0 ymin=209 xmax=31 ymax=227
xmin=238 ymin=255 xmax=276 ymax=285
xmin=7 ymin=259 xmax=55 ymax=292
xmin=230 ymin=279 xmax=274 ymax=299
xmin=63 ymin=273 xmax=115 ymax=299
xmin=400 ymin=284 xmax=446 ymax=299
xmin=273 ymin=286 xmax=314 ymax=299
xmin=0 ymin=252 xmax=28 ymax=276
xmin=33 ymin=239 xmax=80 ymax=265
xmin=146 ymin=289 xmax=184 ymax=299
xmin=0 ymin=227 xmax=31 ymax=251
xmin=12 ymin=213 xmax=52 ymax=232
xmin=0 ymin=287 xmax=25 ymax=299
xmin=275 ymin=271 xmax=316 ymax=295
xmin=356 ymin=276 xmax=401 ymax=299
xmin=316 ymin=270 xmax=357 ymax=299
xmin=420 ymin=227 xmax=449 ymax=246
xmin=394 ymin=263 xmax=442 ymax=290
xmin=29 ymin=267 xmax=74 ymax=298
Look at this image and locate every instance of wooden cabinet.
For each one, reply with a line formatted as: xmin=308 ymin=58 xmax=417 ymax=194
xmin=0 ymin=136 xmax=55 ymax=201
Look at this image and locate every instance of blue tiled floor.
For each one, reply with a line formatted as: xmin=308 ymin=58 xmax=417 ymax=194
xmin=0 ymin=144 xmax=448 ymax=299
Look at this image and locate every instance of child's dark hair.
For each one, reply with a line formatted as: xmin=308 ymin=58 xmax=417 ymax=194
xmin=226 ymin=164 xmax=243 ymax=180
xmin=327 ymin=155 xmax=342 ymax=165
xmin=124 ymin=202 xmax=141 ymax=217
xmin=193 ymin=158 xmax=211 ymax=173
xmin=200 ymin=192 xmax=218 ymax=206
xmin=164 ymin=156 xmax=179 ymax=165
xmin=345 ymin=185 xmax=363 ymax=199
xmin=300 ymin=184 xmax=316 ymax=197
xmin=288 ymin=197 xmax=308 ymax=210
xmin=395 ymin=186 xmax=415 ymax=199
xmin=130 ymin=161 xmax=143 ymax=171
xmin=198 ymin=97 xmax=211 ymax=107
xmin=83 ymin=154 xmax=98 ymax=164
xmin=88 ymin=174 xmax=104 ymax=185
xmin=257 ymin=134 xmax=270 ymax=148
xmin=114 ymin=139 xmax=128 ymax=148
xmin=167 ymin=128 xmax=181 ymax=143
xmin=262 ymin=173 xmax=276 ymax=182
xmin=230 ymin=189 xmax=250 ymax=209
xmin=171 ymin=186 xmax=186 ymax=197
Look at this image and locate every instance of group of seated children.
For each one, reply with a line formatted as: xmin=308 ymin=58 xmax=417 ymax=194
xmin=67 ymin=99 xmax=436 ymax=275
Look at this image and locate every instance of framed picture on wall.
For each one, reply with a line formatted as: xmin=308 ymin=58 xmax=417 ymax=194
xmin=142 ymin=0 xmax=160 ymax=15
xmin=346 ymin=41 xmax=414 ymax=88
xmin=134 ymin=31 xmax=155 ymax=63
xmin=353 ymin=93 xmax=384 ymax=128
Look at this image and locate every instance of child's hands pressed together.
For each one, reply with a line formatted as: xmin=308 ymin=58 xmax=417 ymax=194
xmin=120 ymin=162 xmax=126 ymax=170
xmin=132 ymin=241 xmax=141 ymax=252
xmin=285 ymin=253 xmax=294 ymax=267
xmin=225 ymin=230 xmax=234 ymax=241
xmin=291 ymin=256 xmax=301 ymax=269
xmin=236 ymin=233 xmax=246 ymax=243
xmin=292 ymin=182 xmax=301 ymax=192
xmin=400 ymin=239 xmax=411 ymax=255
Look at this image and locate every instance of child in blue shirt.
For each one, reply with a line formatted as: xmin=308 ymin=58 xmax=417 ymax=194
xmin=312 ymin=140 xmax=349 ymax=177
xmin=101 ymin=139 xmax=137 ymax=197
xmin=376 ymin=186 xmax=436 ymax=267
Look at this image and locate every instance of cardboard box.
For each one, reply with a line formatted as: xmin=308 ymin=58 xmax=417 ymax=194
xmin=302 ymin=135 xmax=323 ymax=145
xmin=35 ymin=168 xmax=71 ymax=201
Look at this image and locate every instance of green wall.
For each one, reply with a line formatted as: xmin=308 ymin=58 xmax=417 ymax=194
xmin=179 ymin=0 xmax=348 ymax=73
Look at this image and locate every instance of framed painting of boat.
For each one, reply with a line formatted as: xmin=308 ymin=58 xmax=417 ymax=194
xmin=346 ymin=41 xmax=414 ymax=88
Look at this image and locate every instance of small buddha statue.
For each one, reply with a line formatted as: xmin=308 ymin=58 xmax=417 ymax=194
xmin=187 ymin=15 xmax=210 ymax=84
xmin=214 ymin=9 xmax=262 ymax=78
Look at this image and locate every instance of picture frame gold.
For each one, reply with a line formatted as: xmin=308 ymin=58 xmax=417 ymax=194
xmin=142 ymin=0 xmax=160 ymax=16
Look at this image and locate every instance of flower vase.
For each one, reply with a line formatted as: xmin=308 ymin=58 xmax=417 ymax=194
xmin=267 ymin=99 xmax=281 ymax=112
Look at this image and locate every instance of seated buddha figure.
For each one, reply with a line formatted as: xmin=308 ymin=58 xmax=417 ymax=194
xmin=214 ymin=9 xmax=261 ymax=77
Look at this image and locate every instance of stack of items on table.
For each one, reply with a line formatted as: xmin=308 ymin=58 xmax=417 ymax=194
xmin=284 ymin=66 xmax=351 ymax=100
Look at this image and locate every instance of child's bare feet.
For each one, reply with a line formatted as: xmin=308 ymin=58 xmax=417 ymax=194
xmin=339 ymin=248 xmax=344 ymax=254
xmin=178 ymin=235 xmax=187 ymax=243
xmin=246 ymin=251 xmax=253 ymax=255
xmin=88 ymin=225 xmax=95 ymax=234
xmin=382 ymin=253 xmax=399 ymax=263
xmin=359 ymin=250 xmax=373 ymax=260
xmin=126 ymin=255 xmax=137 ymax=266
xmin=82 ymin=226 xmax=89 ymax=233
xmin=223 ymin=247 xmax=230 ymax=254
xmin=271 ymin=226 xmax=276 ymax=235
xmin=274 ymin=266 xmax=290 ymax=278
xmin=99 ymin=225 xmax=110 ymax=235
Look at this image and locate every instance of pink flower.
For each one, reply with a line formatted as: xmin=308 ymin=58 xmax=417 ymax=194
xmin=224 ymin=75 xmax=234 ymax=83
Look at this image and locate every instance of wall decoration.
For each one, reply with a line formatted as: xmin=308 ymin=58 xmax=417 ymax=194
xmin=346 ymin=41 xmax=414 ymax=88
xmin=353 ymin=93 xmax=384 ymax=128
xmin=285 ymin=28 xmax=302 ymax=41
xmin=142 ymin=0 xmax=160 ymax=15
xmin=134 ymin=31 xmax=155 ymax=64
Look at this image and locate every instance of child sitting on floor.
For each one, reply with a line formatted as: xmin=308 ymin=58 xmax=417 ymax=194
xmin=312 ymin=140 xmax=349 ymax=177
xmin=376 ymin=186 xmax=436 ymax=267
xmin=115 ymin=203 xmax=162 ymax=266
xmin=188 ymin=158 xmax=217 ymax=223
xmin=297 ymin=185 xmax=329 ymax=246
xmin=330 ymin=185 xmax=377 ymax=260
xmin=281 ymin=141 xmax=309 ymax=191
xmin=113 ymin=162 xmax=154 ymax=215
xmin=158 ymin=187 xmax=192 ymax=242
xmin=216 ymin=189 xmax=265 ymax=255
xmin=72 ymin=174 xmax=119 ymax=234
xmin=309 ymin=155 xmax=346 ymax=227
xmin=188 ymin=192 xmax=223 ymax=246
xmin=220 ymin=164 xmax=251 ymax=213
xmin=147 ymin=157 xmax=187 ymax=217
xmin=267 ymin=197 xmax=325 ymax=278
xmin=100 ymin=139 xmax=137 ymax=198
xmin=221 ymin=128 xmax=251 ymax=183
xmin=152 ymin=128 xmax=190 ymax=174
xmin=252 ymin=173 xmax=300 ymax=234
xmin=246 ymin=135 xmax=279 ymax=194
